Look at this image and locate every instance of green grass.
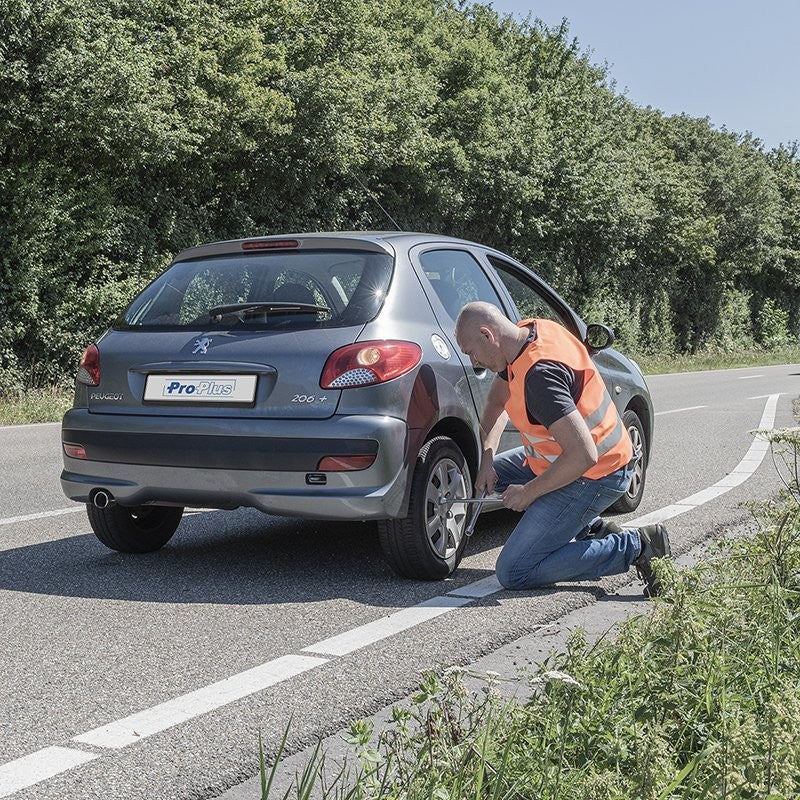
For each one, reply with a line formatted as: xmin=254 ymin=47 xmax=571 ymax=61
xmin=260 ymin=431 xmax=800 ymax=800
xmin=0 ymin=386 xmax=74 ymax=425
xmin=636 ymin=343 xmax=800 ymax=375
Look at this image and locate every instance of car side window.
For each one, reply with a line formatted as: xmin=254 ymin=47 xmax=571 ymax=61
xmin=419 ymin=249 xmax=505 ymax=321
xmin=487 ymin=256 xmax=566 ymax=325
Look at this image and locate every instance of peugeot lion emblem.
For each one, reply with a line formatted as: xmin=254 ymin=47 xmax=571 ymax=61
xmin=192 ymin=337 xmax=212 ymax=355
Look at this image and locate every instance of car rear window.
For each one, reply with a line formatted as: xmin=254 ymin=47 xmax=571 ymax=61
xmin=115 ymin=250 xmax=394 ymax=331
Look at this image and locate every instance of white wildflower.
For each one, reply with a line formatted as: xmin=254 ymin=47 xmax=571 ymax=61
xmin=529 ymin=670 xmax=582 ymax=688
xmin=443 ymin=666 xmax=466 ymax=677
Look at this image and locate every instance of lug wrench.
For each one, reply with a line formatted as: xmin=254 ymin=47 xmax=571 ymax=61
xmin=438 ymin=491 xmax=492 ymax=537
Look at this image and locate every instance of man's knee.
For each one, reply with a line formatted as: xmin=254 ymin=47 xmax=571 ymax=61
xmin=496 ymin=551 xmax=531 ymax=590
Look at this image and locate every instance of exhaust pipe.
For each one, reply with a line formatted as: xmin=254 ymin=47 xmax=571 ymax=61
xmin=92 ymin=489 xmax=115 ymax=509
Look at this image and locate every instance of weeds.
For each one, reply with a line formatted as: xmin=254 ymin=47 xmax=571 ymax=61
xmin=0 ymin=385 xmax=73 ymax=425
xmin=261 ymin=428 xmax=800 ymax=799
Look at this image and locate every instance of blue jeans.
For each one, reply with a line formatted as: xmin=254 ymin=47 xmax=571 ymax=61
xmin=493 ymin=447 xmax=641 ymax=590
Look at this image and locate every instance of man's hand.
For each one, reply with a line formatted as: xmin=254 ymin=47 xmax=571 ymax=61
xmin=474 ymin=462 xmax=497 ymax=496
xmin=501 ymin=482 xmax=536 ymax=512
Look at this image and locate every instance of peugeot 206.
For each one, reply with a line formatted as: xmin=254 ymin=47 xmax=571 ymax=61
xmin=61 ymin=233 xmax=653 ymax=579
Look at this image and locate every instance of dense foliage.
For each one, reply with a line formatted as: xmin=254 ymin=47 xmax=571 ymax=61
xmin=2 ymin=0 xmax=798 ymax=390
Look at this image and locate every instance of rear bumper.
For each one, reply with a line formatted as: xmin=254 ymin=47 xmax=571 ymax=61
xmin=60 ymin=409 xmax=412 ymax=519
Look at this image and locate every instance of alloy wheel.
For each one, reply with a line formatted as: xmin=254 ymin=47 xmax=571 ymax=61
xmin=424 ymin=457 xmax=469 ymax=559
xmin=626 ymin=423 xmax=644 ymax=500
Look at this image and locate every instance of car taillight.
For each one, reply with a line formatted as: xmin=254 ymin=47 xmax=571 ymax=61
xmin=63 ymin=443 xmax=87 ymax=459
xmin=77 ymin=344 xmax=100 ymax=386
xmin=320 ymin=341 xmax=422 ymax=389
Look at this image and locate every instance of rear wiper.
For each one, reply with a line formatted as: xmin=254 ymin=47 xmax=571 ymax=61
xmin=208 ymin=302 xmax=330 ymax=321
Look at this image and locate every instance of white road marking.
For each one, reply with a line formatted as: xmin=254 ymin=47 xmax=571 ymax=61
xmin=0 ymin=746 xmax=97 ymax=798
xmin=447 ymin=575 xmax=504 ymax=598
xmin=737 ymin=374 xmax=764 ymax=379
xmin=749 ymin=393 xmax=785 ymax=400
xmin=654 ymin=405 xmax=707 ymax=416
xmin=72 ymin=654 xmax=327 ymax=749
xmin=0 ymin=507 xmax=84 ymax=527
xmin=627 ymin=393 xmax=779 ymax=528
xmin=0 ymin=393 xmax=784 ymax=793
xmin=301 ymin=596 xmax=474 ymax=657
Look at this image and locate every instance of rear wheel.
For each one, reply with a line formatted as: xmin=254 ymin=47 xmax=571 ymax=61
xmin=609 ymin=409 xmax=647 ymax=513
xmin=378 ymin=436 xmax=471 ymax=580
xmin=86 ymin=503 xmax=184 ymax=553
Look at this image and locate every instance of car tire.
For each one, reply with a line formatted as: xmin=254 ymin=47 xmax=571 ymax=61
xmin=86 ymin=504 xmax=184 ymax=553
xmin=378 ymin=436 xmax=471 ymax=580
xmin=608 ymin=409 xmax=647 ymax=514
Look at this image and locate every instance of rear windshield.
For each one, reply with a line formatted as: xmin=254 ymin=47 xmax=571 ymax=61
xmin=115 ymin=250 xmax=394 ymax=331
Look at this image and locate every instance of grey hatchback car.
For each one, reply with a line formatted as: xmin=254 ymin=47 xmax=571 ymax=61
xmin=61 ymin=232 xmax=653 ymax=579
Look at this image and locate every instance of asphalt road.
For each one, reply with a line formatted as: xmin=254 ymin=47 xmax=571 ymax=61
xmin=1 ymin=364 xmax=798 ymax=800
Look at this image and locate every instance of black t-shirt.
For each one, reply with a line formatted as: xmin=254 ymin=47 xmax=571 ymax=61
xmin=498 ymin=326 xmax=586 ymax=428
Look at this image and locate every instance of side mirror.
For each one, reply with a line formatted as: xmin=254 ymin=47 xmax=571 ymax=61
xmin=584 ymin=323 xmax=615 ymax=353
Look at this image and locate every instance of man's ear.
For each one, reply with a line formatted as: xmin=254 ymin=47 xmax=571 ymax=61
xmin=479 ymin=325 xmax=494 ymax=342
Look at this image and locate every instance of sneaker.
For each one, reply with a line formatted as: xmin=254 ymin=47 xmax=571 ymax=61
xmin=576 ymin=517 xmax=624 ymax=541
xmin=634 ymin=523 xmax=672 ymax=597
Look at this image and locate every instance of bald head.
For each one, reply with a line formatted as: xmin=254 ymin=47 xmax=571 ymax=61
xmin=454 ymin=301 xmax=508 ymax=339
xmin=454 ymin=302 xmax=528 ymax=373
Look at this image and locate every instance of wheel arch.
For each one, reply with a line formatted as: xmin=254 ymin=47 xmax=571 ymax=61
xmin=423 ymin=417 xmax=479 ymax=488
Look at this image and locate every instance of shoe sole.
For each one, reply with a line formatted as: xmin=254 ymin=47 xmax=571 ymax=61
xmin=655 ymin=523 xmax=672 ymax=559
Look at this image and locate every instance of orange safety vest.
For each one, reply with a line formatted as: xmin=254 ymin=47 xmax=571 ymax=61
xmin=504 ymin=319 xmax=632 ymax=479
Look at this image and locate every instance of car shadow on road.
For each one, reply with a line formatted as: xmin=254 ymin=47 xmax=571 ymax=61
xmin=0 ymin=507 xmax=522 ymax=606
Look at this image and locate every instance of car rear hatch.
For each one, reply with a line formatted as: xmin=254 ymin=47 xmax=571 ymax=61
xmin=86 ymin=239 xmax=395 ymax=420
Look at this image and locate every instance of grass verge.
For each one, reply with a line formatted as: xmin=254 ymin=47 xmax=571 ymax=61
xmin=261 ymin=430 xmax=800 ymax=799
xmin=636 ymin=344 xmax=800 ymax=375
xmin=0 ymin=386 xmax=73 ymax=426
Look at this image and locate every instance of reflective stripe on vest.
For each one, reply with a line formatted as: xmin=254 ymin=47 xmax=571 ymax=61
xmin=521 ymin=431 xmax=557 ymax=463
xmin=504 ymin=319 xmax=633 ymax=480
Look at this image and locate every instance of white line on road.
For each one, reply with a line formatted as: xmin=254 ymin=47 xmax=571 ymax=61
xmin=654 ymin=405 xmax=707 ymax=416
xmin=0 ymin=507 xmax=85 ymax=527
xmin=301 ymin=596 xmax=474 ymax=657
xmin=629 ymin=393 xmax=779 ymax=527
xmin=737 ymin=375 xmax=764 ymax=379
xmin=73 ymin=654 xmax=328 ymax=749
xmin=749 ymin=393 xmax=785 ymax=400
xmin=0 ymin=747 xmax=97 ymax=799
xmin=447 ymin=574 xmax=504 ymax=598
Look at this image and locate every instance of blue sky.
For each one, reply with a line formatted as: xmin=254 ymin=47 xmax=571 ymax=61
xmin=488 ymin=0 xmax=799 ymax=151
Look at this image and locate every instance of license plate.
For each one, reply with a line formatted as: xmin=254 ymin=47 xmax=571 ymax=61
xmin=143 ymin=374 xmax=257 ymax=403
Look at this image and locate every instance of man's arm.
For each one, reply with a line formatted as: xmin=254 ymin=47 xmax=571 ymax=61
xmin=500 ymin=409 xmax=597 ymax=511
xmin=474 ymin=376 xmax=510 ymax=494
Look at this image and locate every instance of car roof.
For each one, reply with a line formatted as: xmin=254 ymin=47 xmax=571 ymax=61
xmin=172 ymin=232 xmax=491 ymax=263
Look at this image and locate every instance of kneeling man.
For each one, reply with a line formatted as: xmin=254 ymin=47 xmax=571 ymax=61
xmin=454 ymin=302 xmax=670 ymax=597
